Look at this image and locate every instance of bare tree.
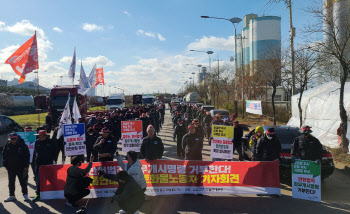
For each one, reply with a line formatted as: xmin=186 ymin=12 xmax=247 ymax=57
xmin=304 ymin=2 xmax=350 ymax=151
xmin=295 ymin=48 xmax=319 ymax=127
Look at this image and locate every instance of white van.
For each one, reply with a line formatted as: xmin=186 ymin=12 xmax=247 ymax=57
xmin=106 ymin=93 xmax=125 ymax=110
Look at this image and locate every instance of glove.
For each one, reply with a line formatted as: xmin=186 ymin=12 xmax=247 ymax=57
xmin=314 ymin=159 xmax=321 ymax=165
xmin=291 ymin=156 xmax=296 ymax=163
xmin=98 ymin=170 xmax=105 ymax=176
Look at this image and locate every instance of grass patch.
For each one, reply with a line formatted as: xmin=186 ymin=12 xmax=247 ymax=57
xmin=88 ymin=106 xmax=107 ymax=111
xmin=10 ymin=113 xmax=48 ymax=128
xmin=328 ymin=148 xmax=350 ymax=166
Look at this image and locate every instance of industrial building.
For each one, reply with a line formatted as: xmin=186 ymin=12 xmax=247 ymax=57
xmin=235 ymin=14 xmax=281 ymax=78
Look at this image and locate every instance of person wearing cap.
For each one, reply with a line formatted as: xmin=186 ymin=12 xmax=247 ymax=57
xmin=291 ymin=126 xmax=323 ymax=164
xmin=93 ymin=128 xmax=117 ymax=162
xmin=182 ymin=124 xmax=204 ymax=160
xmin=103 ymin=116 xmax=115 ymax=135
xmin=64 ymin=155 xmax=94 ymax=208
xmin=2 ymin=132 xmax=30 ymax=202
xmin=250 ymin=126 xmax=265 ymax=160
xmin=203 ymin=112 xmax=213 ymax=141
xmin=140 ymin=125 xmax=164 ymax=160
xmin=32 ymin=130 xmax=58 ymax=202
xmin=212 ymin=114 xmax=224 ymax=125
xmin=232 ymin=121 xmax=244 ymax=161
xmin=100 ymin=171 xmax=145 ymax=214
xmin=193 ymin=119 xmax=205 ymax=141
xmin=93 ymin=116 xmax=104 ymax=133
xmin=87 ymin=114 xmax=97 ymax=128
xmin=85 ymin=127 xmax=99 ymax=162
xmin=255 ymin=127 xmax=281 ymax=161
xmin=173 ymin=118 xmax=187 ymax=157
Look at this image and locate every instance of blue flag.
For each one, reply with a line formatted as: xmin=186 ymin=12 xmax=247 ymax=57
xmin=78 ymin=61 xmax=91 ymax=95
xmin=68 ymin=47 xmax=76 ymax=84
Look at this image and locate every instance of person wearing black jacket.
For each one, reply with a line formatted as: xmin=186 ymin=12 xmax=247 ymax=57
xmin=173 ymin=119 xmax=187 ymax=157
xmin=140 ymin=114 xmax=151 ymax=138
xmin=182 ymin=124 xmax=203 ymax=160
xmin=193 ymin=119 xmax=205 ymax=141
xmin=3 ymin=132 xmax=30 ymax=202
xmin=291 ymin=126 xmax=323 ymax=164
xmin=93 ymin=128 xmax=117 ymax=162
xmin=64 ymin=155 xmax=94 ymax=208
xmin=32 ymin=130 xmax=58 ymax=202
xmin=85 ymin=127 xmax=99 ymax=162
xmin=52 ymin=127 xmax=66 ymax=164
xmin=140 ymin=125 xmax=164 ymax=160
xmin=232 ymin=121 xmax=244 ymax=161
xmin=255 ymin=128 xmax=281 ymax=161
xmin=45 ymin=113 xmax=53 ymax=133
xmin=100 ymin=171 xmax=144 ymax=214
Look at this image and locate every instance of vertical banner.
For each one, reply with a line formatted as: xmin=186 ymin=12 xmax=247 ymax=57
xmin=211 ymin=125 xmax=234 ymax=160
xmin=63 ymin=123 xmax=86 ymax=156
xmin=17 ymin=132 xmax=36 ymax=163
xmin=292 ymin=160 xmax=321 ymax=202
xmin=246 ymin=100 xmax=262 ymax=115
xmin=94 ymin=67 xmax=105 ymax=87
xmin=121 ymin=121 xmax=143 ymax=152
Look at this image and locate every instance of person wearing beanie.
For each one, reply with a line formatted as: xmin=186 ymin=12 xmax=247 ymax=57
xmin=255 ymin=127 xmax=281 ymax=161
xmin=291 ymin=125 xmax=323 ymax=164
xmin=250 ymin=126 xmax=264 ymax=160
xmin=93 ymin=128 xmax=117 ymax=162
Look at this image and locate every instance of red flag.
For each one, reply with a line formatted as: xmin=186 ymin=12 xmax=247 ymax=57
xmin=94 ymin=67 xmax=104 ymax=87
xmin=4 ymin=32 xmax=39 ymax=84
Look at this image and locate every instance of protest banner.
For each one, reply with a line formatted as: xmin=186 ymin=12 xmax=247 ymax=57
xmin=246 ymin=100 xmax=262 ymax=115
xmin=292 ymin=160 xmax=321 ymax=202
xmin=121 ymin=120 xmax=143 ymax=153
xmin=17 ymin=132 xmax=36 ymax=163
xmin=63 ymin=123 xmax=86 ymax=156
xmin=211 ymin=125 xmax=234 ymax=160
xmin=39 ymin=160 xmax=280 ymax=199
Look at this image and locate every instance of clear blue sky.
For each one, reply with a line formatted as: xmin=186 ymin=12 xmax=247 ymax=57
xmin=0 ymin=0 xmax=319 ymax=95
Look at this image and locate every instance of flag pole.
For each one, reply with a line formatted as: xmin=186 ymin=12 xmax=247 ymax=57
xmin=35 ymin=31 xmax=41 ymax=128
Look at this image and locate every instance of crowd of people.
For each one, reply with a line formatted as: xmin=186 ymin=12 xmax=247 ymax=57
xmin=2 ymin=101 xmax=324 ymax=214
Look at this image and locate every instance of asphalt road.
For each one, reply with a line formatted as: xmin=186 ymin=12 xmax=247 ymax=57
xmin=0 ymin=107 xmax=350 ymax=214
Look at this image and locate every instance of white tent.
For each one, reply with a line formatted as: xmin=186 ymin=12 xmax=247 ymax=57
xmin=287 ymin=81 xmax=350 ymax=152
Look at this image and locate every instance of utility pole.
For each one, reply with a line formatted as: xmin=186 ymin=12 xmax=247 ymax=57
xmin=241 ymin=35 xmax=245 ymax=119
xmin=288 ymin=0 xmax=296 ymax=96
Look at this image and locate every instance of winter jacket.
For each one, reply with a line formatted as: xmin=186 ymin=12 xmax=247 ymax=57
xmin=85 ymin=131 xmax=99 ymax=151
xmin=182 ymin=133 xmax=203 ymax=160
xmin=93 ymin=135 xmax=117 ymax=162
xmin=64 ymin=162 xmax=92 ymax=196
xmin=117 ymin=156 xmax=147 ymax=189
xmin=195 ymin=125 xmax=205 ymax=140
xmin=291 ymin=135 xmax=323 ymax=161
xmin=103 ymin=174 xmax=144 ymax=214
xmin=140 ymin=136 xmax=164 ymax=160
xmin=33 ymin=137 xmax=58 ymax=165
xmin=2 ymin=138 xmax=30 ymax=169
xmin=256 ymin=135 xmax=281 ymax=161
xmin=233 ymin=126 xmax=243 ymax=145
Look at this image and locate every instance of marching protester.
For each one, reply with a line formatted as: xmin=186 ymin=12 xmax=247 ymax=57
xmin=232 ymin=121 xmax=244 ymax=161
xmin=85 ymin=127 xmax=99 ymax=162
xmin=291 ymin=125 xmax=323 ymax=164
xmin=182 ymin=124 xmax=204 ymax=160
xmin=52 ymin=126 xmax=66 ymax=164
xmin=116 ymin=151 xmax=147 ymax=191
xmin=255 ymin=128 xmax=281 ymax=161
xmin=45 ymin=112 xmax=53 ymax=133
xmin=64 ymin=155 xmax=94 ymax=208
xmin=203 ymin=112 xmax=213 ymax=140
xmin=250 ymin=126 xmax=264 ymax=160
xmin=3 ymin=132 xmax=30 ymax=202
xmin=93 ymin=128 xmax=117 ymax=162
xmin=24 ymin=127 xmax=37 ymax=182
xmin=100 ymin=171 xmax=145 ymax=214
xmin=32 ymin=130 xmax=58 ymax=202
xmin=193 ymin=119 xmax=205 ymax=141
xmin=173 ymin=118 xmax=187 ymax=157
xmin=140 ymin=125 xmax=164 ymax=160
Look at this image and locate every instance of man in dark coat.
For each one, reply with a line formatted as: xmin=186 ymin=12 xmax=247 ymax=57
xmin=32 ymin=130 xmax=58 ymax=202
xmin=255 ymin=127 xmax=281 ymax=161
xmin=140 ymin=125 xmax=164 ymax=160
xmin=3 ymin=132 xmax=30 ymax=202
xmin=173 ymin=118 xmax=187 ymax=157
xmin=85 ymin=127 xmax=99 ymax=162
xmin=291 ymin=126 xmax=323 ymax=164
xmin=232 ymin=121 xmax=244 ymax=161
xmin=140 ymin=113 xmax=151 ymax=138
xmin=64 ymin=155 xmax=93 ymax=208
xmin=193 ymin=119 xmax=205 ymax=141
xmin=93 ymin=128 xmax=117 ymax=162
xmin=182 ymin=124 xmax=203 ymax=160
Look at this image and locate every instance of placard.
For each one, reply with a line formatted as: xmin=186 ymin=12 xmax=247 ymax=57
xmin=292 ymin=160 xmax=321 ymax=202
xmin=211 ymin=125 xmax=234 ymax=159
xmin=63 ymin=123 xmax=86 ymax=156
xmin=121 ymin=120 xmax=143 ymax=152
xmin=17 ymin=132 xmax=36 ymax=163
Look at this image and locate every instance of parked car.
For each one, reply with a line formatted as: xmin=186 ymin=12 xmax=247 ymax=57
xmin=201 ymin=105 xmax=215 ymax=112
xmin=0 ymin=115 xmax=24 ymax=148
xmin=210 ymin=109 xmax=230 ymax=119
xmin=242 ymin=126 xmax=335 ymax=180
